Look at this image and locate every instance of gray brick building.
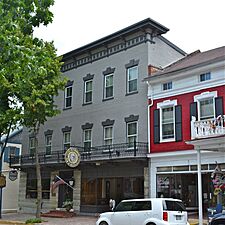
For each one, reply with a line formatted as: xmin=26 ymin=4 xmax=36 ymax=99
xmin=11 ymin=18 xmax=185 ymax=214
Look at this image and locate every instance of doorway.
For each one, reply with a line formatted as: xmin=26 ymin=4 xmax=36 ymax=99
xmin=58 ymin=170 xmax=74 ymax=208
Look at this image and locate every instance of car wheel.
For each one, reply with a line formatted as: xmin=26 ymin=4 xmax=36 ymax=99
xmin=146 ymin=223 xmax=156 ymax=225
xmin=100 ymin=222 xmax=108 ymax=225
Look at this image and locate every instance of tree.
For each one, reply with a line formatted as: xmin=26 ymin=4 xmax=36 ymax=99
xmin=0 ymin=0 xmax=67 ymax=218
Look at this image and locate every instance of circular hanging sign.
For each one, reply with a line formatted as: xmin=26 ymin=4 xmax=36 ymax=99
xmin=65 ymin=147 xmax=81 ymax=168
xmin=9 ymin=170 xmax=18 ymax=181
xmin=0 ymin=175 xmax=6 ymax=188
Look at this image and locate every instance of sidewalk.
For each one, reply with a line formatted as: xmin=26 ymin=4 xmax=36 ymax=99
xmin=0 ymin=213 xmax=97 ymax=225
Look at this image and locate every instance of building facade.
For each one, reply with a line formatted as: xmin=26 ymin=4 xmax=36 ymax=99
xmin=10 ymin=18 xmax=185 ymax=213
xmin=1 ymin=128 xmax=22 ymax=213
xmin=145 ymin=46 xmax=225 ymax=213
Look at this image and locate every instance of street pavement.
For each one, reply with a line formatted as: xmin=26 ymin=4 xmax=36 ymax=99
xmin=1 ymin=213 xmax=97 ymax=225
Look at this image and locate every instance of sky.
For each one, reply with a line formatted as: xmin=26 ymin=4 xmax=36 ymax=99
xmin=34 ymin=0 xmax=225 ymax=56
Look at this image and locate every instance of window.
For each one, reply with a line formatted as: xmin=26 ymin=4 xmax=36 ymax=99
xmin=163 ymin=81 xmax=172 ymax=91
xmin=115 ymin=201 xmax=134 ymax=212
xmin=133 ymin=201 xmax=152 ymax=211
xmin=199 ymin=98 xmax=214 ymax=120
xmin=84 ymin=80 xmax=92 ymax=103
xmin=104 ymin=74 xmax=113 ymax=99
xmin=65 ymin=86 xmax=72 ymax=108
xmin=161 ymin=106 xmax=175 ymax=140
xmin=127 ymin=66 xmax=138 ymax=93
xmin=26 ymin=171 xmax=50 ymax=199
xmin=29 ymin=137 xmax=35 ymax=156
xmin=45 ymin=135 xmax=52 ymax=155
xmin=63 ymin=132 xmax=71 ymax=150
xmin=104 ymin=126 xmax=113 ymax=145
xmin=200 ymin=72 xmax=211 ymax=82
xmin=84 ymin=129 xmax=92 ymax=150
xmin=127 ymin=122 xmax=137 ymax=147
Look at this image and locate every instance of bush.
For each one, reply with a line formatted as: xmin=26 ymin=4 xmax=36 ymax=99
xmin=25 ymin=218 xmax=43 ymax=224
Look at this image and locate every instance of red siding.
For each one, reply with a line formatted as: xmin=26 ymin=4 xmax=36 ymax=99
xmin=150 ymin=85 xmax=225 ymax=153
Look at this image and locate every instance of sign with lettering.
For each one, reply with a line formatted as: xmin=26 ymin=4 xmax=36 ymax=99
xmin=65 ymin=147 xmax=80 ymax=168
xmin=9 ymin=170 xmax=18 ymax=181
xmin=0 ymin=175 xmax=6 ymax=188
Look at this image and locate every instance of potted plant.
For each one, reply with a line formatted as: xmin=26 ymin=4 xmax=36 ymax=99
xmin=62 ymin=200 xmax=73 ymax=212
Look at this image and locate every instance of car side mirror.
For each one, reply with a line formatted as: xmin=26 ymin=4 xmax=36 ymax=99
xmin=109 ymin=199 xmax=116 ymax=211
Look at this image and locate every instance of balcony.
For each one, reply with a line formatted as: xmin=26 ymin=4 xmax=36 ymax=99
xmin=191 ymin=115 xmax=225 ymax=139
xmin=9 ymin=142 xmax=148 ymax=168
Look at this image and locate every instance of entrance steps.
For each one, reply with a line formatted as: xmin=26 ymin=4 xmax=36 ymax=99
xmin=41 ymin=210 xmax=76 ymax=218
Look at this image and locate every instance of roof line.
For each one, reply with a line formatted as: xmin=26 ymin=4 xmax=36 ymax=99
xmin=62 ymin=18 xmax=169 ymax=60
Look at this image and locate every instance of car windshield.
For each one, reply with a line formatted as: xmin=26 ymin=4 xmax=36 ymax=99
xmin=163 ymin=200 xmax=186 ymax=211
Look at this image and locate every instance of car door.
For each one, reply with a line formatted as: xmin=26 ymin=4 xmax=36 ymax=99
xmin=131 ymin=200 xmax=152 ymax=225
xmin=111 ymin=201 xmax=133 ymax=225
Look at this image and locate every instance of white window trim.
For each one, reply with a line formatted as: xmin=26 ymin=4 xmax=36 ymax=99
xmin=127 ymin=121 xmax=138 ymax=144
xmin=157 ymin=99 xmax=177 ymax=143
xmin=63 ymin=132 xmax=71 ymax=149
xmin=104 ymin=126 xmax=113 ymax=145
xmin=45 ymin=135 xmax=52 ymax=154
xmin=104 ymin=74 xmax=114 ymax=99
xmin=84 ymin=129 xmax=92 ymax=147
xmin=84 ymin=80 xmax=93 ymax=103
xmin=199 ymin=72 xmax=211 ymax=82
xmin=162 ymin=81 xmax=173 ymax=91
xmin=127 ymin=66 xmax=138 ymax=93
xmin=64 ymin=85 xmax=73 ymax=108
xmin=194 ymin=91 xmax=217 ymax=120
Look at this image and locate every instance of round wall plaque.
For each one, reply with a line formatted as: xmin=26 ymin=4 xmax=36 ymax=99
xmin=64 ymin=147 xmax=81 ymax=168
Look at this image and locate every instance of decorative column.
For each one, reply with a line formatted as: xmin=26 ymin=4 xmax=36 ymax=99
xmin=73 ymin=169 xmax=81 ymax=213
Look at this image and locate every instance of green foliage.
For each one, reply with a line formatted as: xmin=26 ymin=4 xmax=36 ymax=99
xmin=0 ymin=0 xmax=67 ymax=135
xmin=25 ymin=217 xmax=43 ymax=224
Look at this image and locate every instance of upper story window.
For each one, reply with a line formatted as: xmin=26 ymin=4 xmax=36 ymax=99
xmin=161 ymin=106 xmax=175 ymax=140
xmin=64 ymin=80 xmax=74 ymax=109
xmin=192 ymin=91 xmax=217 ymax=121
xmin=199 ymin=98 xmax=214 ymax=120
xmin=3 ymin=146 xmax=20 ymax=163
xmin=154 ymin=100 xmax=182 ymax=143
xmin=200 ymin=72 xmax=211 ymax=82
xmin=162 ymin=81 xmax=172 ymax=91
xmin=104 ymin=126 xmax=113 ymax=145
xmin=104 ymin=74 xmax=114 ymax=99
xmin=29 ymin=137 xmax=35 ymax=156
xmin=84 ymin=129 xmax=92 ymax=150
xmin=65 ymin=86 xmax=73 ymax=108
xmin=63 ymin=131 xmax=71 ymax=150
xmin=45 ymin=135 xmax=52 ymax=155
xmin=127 ymin=121 xmax=137 ymax=147
xmin=84 ymin=80 xmax=93 ymax=104
xmin=127 ymin=66 xmax=138 ymax=93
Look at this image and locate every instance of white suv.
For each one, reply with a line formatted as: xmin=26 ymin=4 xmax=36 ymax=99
xmin=96 ymin=198 xmax=189 ymax=225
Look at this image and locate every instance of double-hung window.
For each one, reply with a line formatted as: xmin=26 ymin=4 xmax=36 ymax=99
xmin=127 ymin=66 xmax=138 ymax=93
xmin=65 ymin=85 xmax=72 ymax=108
xmin=163 ymin=81 xmax=172 ymax=91
xmin=104 ymin=126 xmax=113 ymax=145
xmin=161 ymin=106 xmax=175 ymax=140
xmin=45 ymin=135 xmax=52 ymax=155
xmin=104 ymin=74 xmax=113 ymax=99
xmin=199 ymin=98 xmax=214 ymax=120
xmin=84 ymin=129 xmax=92 ymax=151
xmin=84 ymin=80 xmax=93 ymax=103
xmin=63 ymin=132 xmax=71 ymax=150
xmin=127 ymin=122 xmax=137 ymax=147
xmin=29 ymin=137 xmax=35 ymax=156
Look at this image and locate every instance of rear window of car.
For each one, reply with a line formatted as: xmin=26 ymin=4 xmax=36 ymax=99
xmin=163 ymin=200 xmax=186 ymax=211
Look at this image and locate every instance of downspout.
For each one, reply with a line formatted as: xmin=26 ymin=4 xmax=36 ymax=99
xmin=147 ymin=81 xmax=153 ymax=198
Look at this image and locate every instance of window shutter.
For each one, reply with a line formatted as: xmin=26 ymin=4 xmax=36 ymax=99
xmin=190 ymin=102 xmax=198 ymax=121
xmin=215 ymin=96 xmax=224 ymax=117
xmin=3 ymin=147 xmax=9 ymax=163
xmin=175 ymin=105 xmax=182 ymax=142
xmin=153 ymin=109 xmax=160 ymax=144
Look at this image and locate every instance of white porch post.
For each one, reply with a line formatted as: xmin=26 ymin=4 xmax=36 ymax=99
xmin=197 ymin=148 xmax=203 ymax=225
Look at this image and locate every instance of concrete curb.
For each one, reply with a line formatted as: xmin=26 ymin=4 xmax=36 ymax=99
xmin=0 ymin=221 xmax=26 ymax=224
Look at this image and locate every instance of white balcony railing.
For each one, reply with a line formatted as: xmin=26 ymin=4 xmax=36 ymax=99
xmin=191 ymin=115 xmax=225 ymax=139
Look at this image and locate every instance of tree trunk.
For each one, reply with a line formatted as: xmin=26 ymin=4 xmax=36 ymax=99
xmin=34 ymin=126 xmax=42 ymax=218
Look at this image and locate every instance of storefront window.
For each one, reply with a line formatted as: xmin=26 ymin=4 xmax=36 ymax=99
xmin=26 ymin=170 xmax=50 ymax=199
